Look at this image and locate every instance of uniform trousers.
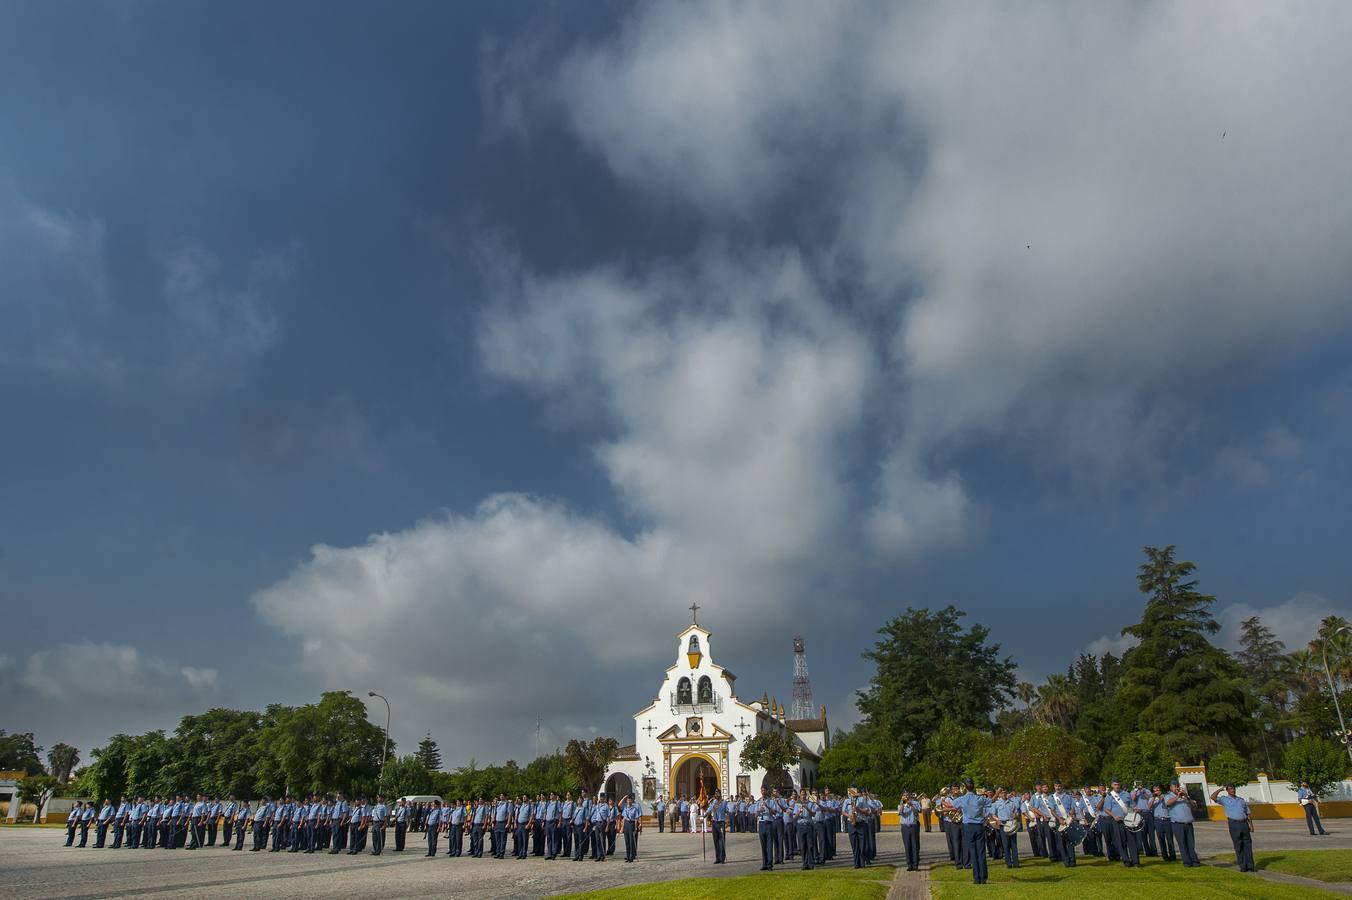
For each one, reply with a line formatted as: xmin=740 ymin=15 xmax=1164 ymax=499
xmin=472 ymin=823 xmax=485 ymax=856
xmin=371 ymin=824 xmax=385 ymax=855
xmin=1155 ymin=816 xmax=1176 ymax=860
xmin=771 ymin=818 xmax=785 ymax=863
xmin=657 ymin=810 xmax=665 ymax=832
xmin=796 ymin=820 xmax=814 ymax=868
xmin=128 ymin=821 xmax=143 ymax=849
xmin=449 ymin=824 xmax=463 ymax=856
xmin=233 ymin=822 xmax=246 ymax=850
xmin=1112 ymin=821 xmax=1140 ymax=866
xmin=623 ymin=820 xmax=637 ymax=861
xmin=1227 ymin=819 xmax=1255 ymax=872
xmin=1051 ymin=826 xmax=1075 ymax=866
xmin=759 ymin=820 xmax=776 ymax=869
xmin=712 ymin=820 xmax=727 ymax=863
xmin=1305 ymin=803 xmax=1328 ymax=835
xmin=207 ymin=816 xmax=219 ymax=845
xmin=425 ymin=825 xmax=438 ymax=856
xmin=607 ymin=823 xmax=617 ymax=856
xmin=1140 ymin=811 xmax=1157 ymax=855
xmin=493 ymin=823 xmax=507 ymax=858
xmin=112 ymin=820 xmax=125 ymax=848
xmin=963 ymin=823 xmax=988 ymax=884
xmin=545 ymin=821 xmax=557 ymax=858
xmin=560 ymin=821 xmax=571 ymax=856
xmin=901 ymin=823 xmax=920 ymax=870
xmin=572 ymin=824 xmax=586 ymax=860
xmin=1002 ymin=829 xmax=1020 ymax=868
xmin=592 ymin=823 xmax=608 ymax=860
xmin=1173 ymin=821 xmax=1200 ymax=866
xmin=95 ymin=820 xmax=110 ymax=847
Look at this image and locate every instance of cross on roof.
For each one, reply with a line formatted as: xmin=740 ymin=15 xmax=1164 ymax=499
xmin=689 ymin=602 xmax=700 ymax=625
xmin=643 ymin=721 xmax=658 ymax=737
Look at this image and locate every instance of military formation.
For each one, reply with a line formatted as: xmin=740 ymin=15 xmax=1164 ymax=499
xmin=58 ymin=777 xmax=1272 ymax=884
xmin=920 ymin=776 xmax=1257 ymax=884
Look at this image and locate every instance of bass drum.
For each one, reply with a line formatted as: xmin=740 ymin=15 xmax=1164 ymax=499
xmin=1062 ymin=821 xmax=1086 ymax=845
xmin=1121 ymin=810 xmax=1144 ymax=832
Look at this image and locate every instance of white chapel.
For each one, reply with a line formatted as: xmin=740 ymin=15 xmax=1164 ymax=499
xmin=601 ymin=610 xmax=829 ymax=803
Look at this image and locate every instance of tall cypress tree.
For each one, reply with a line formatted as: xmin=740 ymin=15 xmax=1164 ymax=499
xmin=1115 ymin=546 xmax=1251 ymax=760
xmin=416 ymin=732 xmax=442 ymax=771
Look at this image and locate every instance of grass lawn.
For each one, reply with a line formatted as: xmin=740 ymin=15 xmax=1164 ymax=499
xmin=1253 ymin=850 xmax=1352 ymax=884
xmin=930 ymin=856 xmax=1331 ymax=897
xmin=561 ymin=864 xmax=895 ymax=899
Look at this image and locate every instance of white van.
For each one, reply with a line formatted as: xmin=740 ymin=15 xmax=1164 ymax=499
xmin=398 ymin=795 xmax=443 ymax=805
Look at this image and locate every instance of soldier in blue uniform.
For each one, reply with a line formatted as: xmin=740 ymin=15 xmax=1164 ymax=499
xmin=1149 ymin=785 xmax=1175 ymax=861
xmin=792 ymin=795 xmax=814 ymax=869
xmin=1131 ymin=781 xmax=1157 ymax=856
xmin=448 ymin=798 xmax=466 ymax=856
xmin=656 ymin=794 xmax=667 ymax=833
xmin=569 ymin=793 xmax=589 ymax=861
xmin=1210 ymin=784 xmax=1256 ymax=872
xmin=1103 ymin=778 xmax=1139 ymax=867
xmin=471 ymin=796 xmax=488 ymax=857
xmin=992 ymin=790 xmax=1019 ymax=869
xmin=112 ymin=796 xmax=130 ymax=849
xmin=1298 ymin=781 xmax=1329 ymax=836
xmin=231 ymin=800 xmax=250 ymax=850
xmin=424 ymin=800 xmax=441 ymax=856
xmin=127 ymin=797 xmax=147 ymax=849
xmin=368 ymin=795 xmax=388 ymax=855
xmin=543 ymin=792 xmax=559 ymax=859
xmin=221 ymin=796 xmax=236 ymax=848
xmin=1164 ymin=780 xmax=1200 ymax=866
xmin=621 ymin=795 xmax=641 ymax=862
xmin=1050 ymin=781 xmax=1077 ymax=868
xmin=756 ymin=788 xmax=777 ymax=871
xmin=589 ymin=793 xmax=610 ymax=861
xmin=898 ymin=790 xmax=921 ymax=871
xmin=329 ymin=794 xmax=349 ymax=853
xmin=559 ymin=793 xmax=575 ymax=858
xmin=249 ymin=797 xmax=269 ymax=851
xmin=946 ymin=779 xmax=992 ymax=885
xmin=708 ymin=791 xmax=728 ymax=864
xmin=491 ymin=793 xmax=510 ymax=859
xmin=94 ymin=798 xmax=114 ymax=848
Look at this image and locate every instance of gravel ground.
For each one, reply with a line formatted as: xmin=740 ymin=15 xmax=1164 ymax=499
xmin=4 ymin=819 xmax=1346 ymax=898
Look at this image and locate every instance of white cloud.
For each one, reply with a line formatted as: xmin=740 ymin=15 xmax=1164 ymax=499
xmin=18 ymin=641 xmax=219 ymax=708
xmin=1217 ymin=592 xmax=1348 ymax=653
xmin=1216 ymin=426 xmax=1305 ymax=488
xmin=540 ymin=0 xmax=1352 ymax=498
xmin=1083 ymin=632 xmax=1138 ymax=660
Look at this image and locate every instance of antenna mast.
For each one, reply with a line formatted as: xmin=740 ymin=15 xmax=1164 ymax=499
xmin=791 ymin=636 xmax=815 ymax=720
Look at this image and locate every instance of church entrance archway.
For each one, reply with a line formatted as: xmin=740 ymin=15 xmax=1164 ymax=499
xmin=604 ymin=772 xmax=634 ymax=802
xmin=672 ymin=754 xmax=719 ymax=802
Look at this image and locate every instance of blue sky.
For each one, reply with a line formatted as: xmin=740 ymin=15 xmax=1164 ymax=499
xmin=3 ymin=0 xmax=1351 ymax=766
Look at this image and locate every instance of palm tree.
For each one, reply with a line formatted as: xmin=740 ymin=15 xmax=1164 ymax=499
xmin=47 ymin=744 xmax=79 ymax=784
xmin=1034 ymin=675 xmax=1080 ymax=729
xmin=1017 ymin=682 xmax=1036 ymax=716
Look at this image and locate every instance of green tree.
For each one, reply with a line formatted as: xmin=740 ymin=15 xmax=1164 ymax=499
xmin=17 ymin=774 xmax=58 ymax=822
xmin=254 ymin=692 xmax=387 ymax=796
xmin=0 ymin=730 xmax=45 ymax=775
xmin=974 ymin=725 xmax=1089 ymax=788
xmin=167 ymin=708 xmax=262 ymax=798
xmin=739 ymin=732 xmax=801 ymax=780
xmin=1115 ymin=546 xmax=1251 ymax=759
xmin=380 ymin=754 xmax=434 ymax=798
xmin=1034 ymin=674 xmax=1080 ymax=730
xmin=1207 ymin=748 xmax=1251 ymax=786
xmin=46 ymin=743 xmax=79 ymax=784
xmin=416 ymin=732 xmax=442 ymax=771
xmin=1238 ymin=615 xmax=1289 ymax=772
xmin=857 ymin=606 xmax=1016 ymax=765
xmin=1101 ymin=731 xmax=1174 ymax=786
xmin=1283 ymin=735 xmax=1347 ymax=796
xmin=563 ymin=737 xmax=618 ymax=796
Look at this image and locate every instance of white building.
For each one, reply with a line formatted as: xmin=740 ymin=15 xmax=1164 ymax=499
xmin=601 ymin=615 xmax=829 ymax=804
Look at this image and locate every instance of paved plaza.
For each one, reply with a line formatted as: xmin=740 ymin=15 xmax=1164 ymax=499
xmin=4 ymin=820 xmax=1349 ymax=898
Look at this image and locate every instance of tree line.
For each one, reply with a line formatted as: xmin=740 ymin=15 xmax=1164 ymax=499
xmin=818 ymin=545 xmax=1351 ymax=804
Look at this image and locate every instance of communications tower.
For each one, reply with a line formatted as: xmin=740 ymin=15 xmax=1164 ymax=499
xmin=791 ymin=636 xmax=815 ymax=720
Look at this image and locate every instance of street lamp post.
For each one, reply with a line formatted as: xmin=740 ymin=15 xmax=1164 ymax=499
xmin=1318 ymin=626 xmax=1352 ymax=765
xmin=368 ymin=691 xmax=391 ymax=780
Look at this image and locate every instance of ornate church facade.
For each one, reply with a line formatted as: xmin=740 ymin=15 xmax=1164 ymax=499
xmin=601 ymin=614 xmax=829 ymax=804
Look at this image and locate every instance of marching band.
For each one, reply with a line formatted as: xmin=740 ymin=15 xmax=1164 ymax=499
xmin=60 ymin=777 xmax=1260 ymax=883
